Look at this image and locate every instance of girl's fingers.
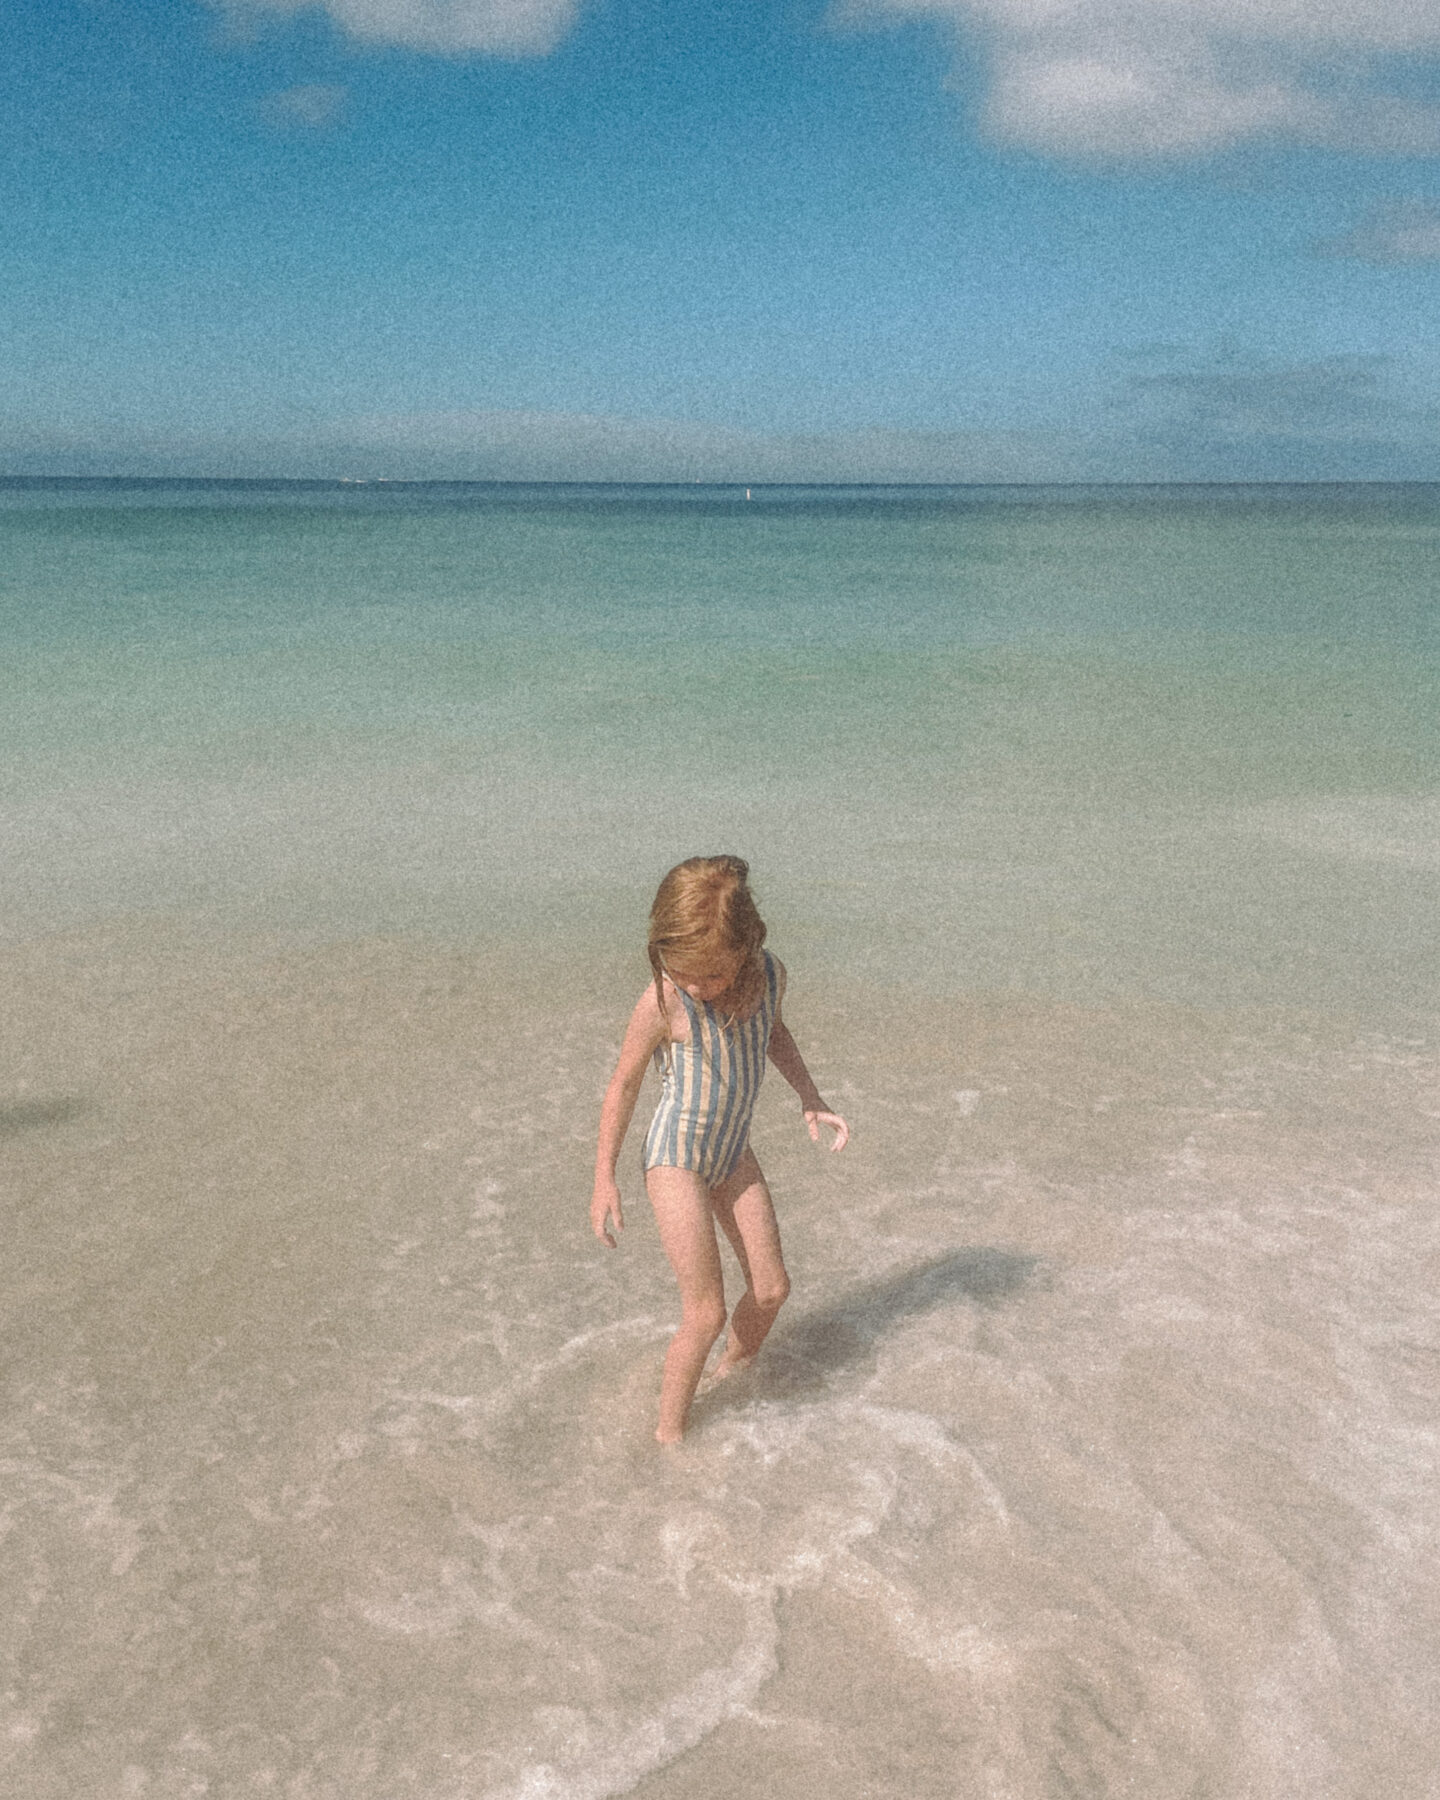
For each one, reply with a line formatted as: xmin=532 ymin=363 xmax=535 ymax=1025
xmin=591 ymin=1196 xmax=623 ymax=1245
xmin=805 ymin=1110 xmax=850 ymax=1151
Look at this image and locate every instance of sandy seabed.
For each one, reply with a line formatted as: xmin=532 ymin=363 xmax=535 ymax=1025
xmin=3 ymin=923 xmax=1438 ymax=1799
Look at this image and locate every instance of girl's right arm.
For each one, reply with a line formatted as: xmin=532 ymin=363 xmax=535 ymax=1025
xmin=591 ymin=986 xmax=668 ymax=1248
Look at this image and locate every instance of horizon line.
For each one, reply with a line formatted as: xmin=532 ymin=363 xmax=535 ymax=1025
xmin=4 ymin=474 xmax=1438 ymax=491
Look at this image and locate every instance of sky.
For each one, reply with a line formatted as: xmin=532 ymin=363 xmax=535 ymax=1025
xmin=4 ymin=0 xmax=1440 ymax=481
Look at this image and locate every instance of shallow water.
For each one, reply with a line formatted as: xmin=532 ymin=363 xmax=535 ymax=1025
xmin=3 ymin=481 xmax=1438 ymax=1796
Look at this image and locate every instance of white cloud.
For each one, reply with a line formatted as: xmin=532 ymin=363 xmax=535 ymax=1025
xmin=217 ymin=0 xmax=581 ymax=55
xmin=842 ymin=0 xmax=1440 ymax=157
xmin=1316 ymin=199 xmax=1440 ymax=263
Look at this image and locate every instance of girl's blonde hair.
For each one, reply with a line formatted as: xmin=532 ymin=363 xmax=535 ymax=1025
xmin=647 ymin=855 xmax=766 ymax=1029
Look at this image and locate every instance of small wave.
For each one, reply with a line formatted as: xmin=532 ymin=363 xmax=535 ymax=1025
xmin=1233 ymin=795 xmax=1440 ymax=869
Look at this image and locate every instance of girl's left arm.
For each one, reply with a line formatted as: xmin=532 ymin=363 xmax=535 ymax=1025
xmin=768 ymin=970 xmax=849 ymax=1151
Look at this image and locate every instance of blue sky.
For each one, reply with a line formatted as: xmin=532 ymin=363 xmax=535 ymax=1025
xmin=4 ymin=0 xmax=1440 ymax=479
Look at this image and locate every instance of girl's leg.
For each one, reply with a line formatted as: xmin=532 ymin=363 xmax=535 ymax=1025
xmin=710 ymin=1148 xmax=790 ymax=1377
xmin=645 ymin=1165 xmax=729 ymax=1442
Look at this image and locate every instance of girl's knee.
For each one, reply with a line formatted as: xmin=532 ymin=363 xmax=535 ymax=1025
xmin=753 ymin=1271 xmax=791 ymax=1313
xmin=681 ymin=1299 xmax=728 ymax=1343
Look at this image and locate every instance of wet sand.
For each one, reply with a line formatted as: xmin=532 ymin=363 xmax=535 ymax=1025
xmin=4 ymin=924 xmax=1436 ymax=1797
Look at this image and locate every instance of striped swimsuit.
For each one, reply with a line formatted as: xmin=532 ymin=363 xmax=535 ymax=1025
xmin=643 ymin=950 xmax=779 ymax=1186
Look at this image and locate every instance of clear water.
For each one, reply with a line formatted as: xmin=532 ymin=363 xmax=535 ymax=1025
xmin=3 ymin=480 xmax=1438 ymax=1797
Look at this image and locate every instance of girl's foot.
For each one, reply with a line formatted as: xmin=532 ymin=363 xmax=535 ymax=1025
xmin=694 ymin=1345 xmax=754 ymax=1398
xmin=710 ymin=1347 xmax=755 ymax=1382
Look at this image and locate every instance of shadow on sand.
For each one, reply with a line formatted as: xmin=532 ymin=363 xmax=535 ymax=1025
xmin=0 ymin=1095 xmax=89 ymax=1138
xmin=701 ymin=1246 xmax=1043 ymax=1415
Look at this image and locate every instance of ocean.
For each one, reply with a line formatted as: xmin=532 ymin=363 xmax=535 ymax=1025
xmin=3 ymin=478 xmax=1437 ymax=1797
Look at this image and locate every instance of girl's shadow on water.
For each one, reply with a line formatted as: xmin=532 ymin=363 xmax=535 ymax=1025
xmin=703 ymin=1247 xmax=1043 ymax=1415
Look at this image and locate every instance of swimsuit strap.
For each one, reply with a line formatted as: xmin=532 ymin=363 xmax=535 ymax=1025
xmin=664 ymin=949 xmax=774 ymax=1037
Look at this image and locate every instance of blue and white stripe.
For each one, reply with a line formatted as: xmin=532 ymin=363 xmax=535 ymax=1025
xmin=643 ymin=949 xmax=778 ymax=1185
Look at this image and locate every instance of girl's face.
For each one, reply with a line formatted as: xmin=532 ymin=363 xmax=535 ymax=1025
xmin=664 ymin=950 xmax=745 ymax=1004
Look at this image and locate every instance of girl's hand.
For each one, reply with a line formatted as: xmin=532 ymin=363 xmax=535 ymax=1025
xmin=804 ymin=1110 xmax=849 ymax=1152
xmin=591 ymin=1177 xmax=624 ymax=1247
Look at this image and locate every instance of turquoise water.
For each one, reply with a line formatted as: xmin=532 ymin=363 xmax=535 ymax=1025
xmin=4 ymin=479 xmax=1439 ymax=1014
xmin=4 ymin=481 xmax=1439 ymax=1799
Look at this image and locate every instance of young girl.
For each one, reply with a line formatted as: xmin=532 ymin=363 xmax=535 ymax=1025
xmin=591 ymin=856 xmax=848 ymax=1443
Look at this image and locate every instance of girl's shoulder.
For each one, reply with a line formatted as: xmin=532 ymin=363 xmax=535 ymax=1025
xmin=644 ymin=974 xmax=695 ymax=1044
xmin=621 ymin=980 xmax=673 ymax=1055
xmin=746 ymin=949 xmax=784 ymax=1019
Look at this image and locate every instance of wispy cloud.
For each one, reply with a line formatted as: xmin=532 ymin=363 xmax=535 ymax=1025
xmin=1124 ymin=350 xmax=1397 ymax=436
xmin=289 ymin=408 xmax=1089 ymax=483
xmin=258 ymin=83 xmax=349 ymax=129
xmin=1315 ymin=200 xmax=1440 ymax=264
xmin=214 ymin=0 xmax=582 ymax=56
xmin=1110 ymin=344 xmax=1440 ymax=476
xmin=841 ymin=0 xmax=1440 ymax=159
xmin=0 ymin=407 xmax=1086 ymax=483
xmin=7 ymin=375 xmax=1438 ymax=484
